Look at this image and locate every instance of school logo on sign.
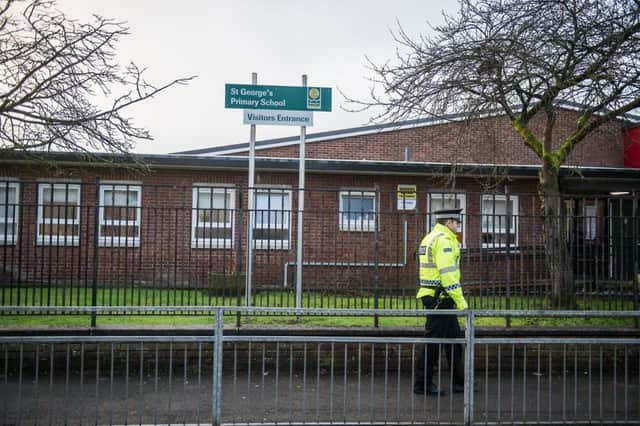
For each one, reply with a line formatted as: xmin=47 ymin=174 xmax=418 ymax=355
xmin=307 ymin=87 xmax=321 ymax=110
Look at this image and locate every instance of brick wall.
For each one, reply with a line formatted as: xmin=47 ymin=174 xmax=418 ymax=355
xmin=234 ymin=109 xmax=624 ymax=167
xmin=1 ymin=164 xmax=548 ymax=293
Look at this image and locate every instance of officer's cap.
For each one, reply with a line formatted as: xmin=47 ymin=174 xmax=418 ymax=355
xmin=434 ymin=208 xmax=463 ymax=221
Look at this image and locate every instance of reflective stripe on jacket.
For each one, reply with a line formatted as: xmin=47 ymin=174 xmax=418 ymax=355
xmin=416 ymin=223 xmax=468 ymax=310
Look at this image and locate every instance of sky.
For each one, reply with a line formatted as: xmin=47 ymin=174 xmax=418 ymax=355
xmin=56 ymin=1 xmax=460 ymax=154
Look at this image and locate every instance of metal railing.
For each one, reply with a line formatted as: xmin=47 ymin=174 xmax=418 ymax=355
xmin=1 ymin=307 xmax=639 ymax=425
xmin=1 ymin=181 xmax=638 ymax=312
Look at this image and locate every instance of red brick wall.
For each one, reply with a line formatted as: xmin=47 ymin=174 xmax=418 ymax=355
xmin=1 ymin=165 xmax=545 ymax=294
xmin=235 ymin=109 xmax=624 ymax=167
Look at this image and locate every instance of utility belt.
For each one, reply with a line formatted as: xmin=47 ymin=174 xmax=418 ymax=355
xmin=421 ymin=287 xmax=453 ymax=309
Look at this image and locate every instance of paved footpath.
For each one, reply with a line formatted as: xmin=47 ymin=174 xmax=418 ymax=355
xmin=2 ymin=370 xmax=638 ymax=425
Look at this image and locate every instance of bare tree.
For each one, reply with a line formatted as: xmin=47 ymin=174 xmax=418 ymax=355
xmin=349 ymin=0 xmax=640 ymax=307
xmin=0 ymin=0 xmax=194 ymax=157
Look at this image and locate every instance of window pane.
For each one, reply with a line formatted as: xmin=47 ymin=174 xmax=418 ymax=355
xmin=0 ymin=187 xmax=17 ymax=205
xmin=104 ymin=206 xmax=138 ymax=221
xmin=255 ymin=192 xmax=289 ymax=227
xmin=0 ymin=223 xmax=15 ymax=236
xmin=99 ymin=185 xmax=141 ymax=246
xmin=42 ymin=187 xmax=79 ymax=204
xmin=481 ymin=195 xmax=518 ymax=247
xmin=482 ymin=197 xmax=514 ymax=230
xmin=41 ymin=186 xmax=79 ymax=221
xmin=0 ymin=186 xmax=18 ymax=220
xmin=256 ymin=193 xmax=288 ymax=209
xmin=253 ymin=228 xmax=289 ymax=241
xmin=341 ymin=196 xmax=375 ymax=221
xmin=43 ymin=205 xmax=78 ymax=220
xmin=39 ymin=223 xmax=79 ymax=237
xmin=197 ymin=209 xmax=231 ymax=223
xmin=429 ymin=196 xmax=461 ymax=212
xmin=196 ymin=191 xmax=229 ymax=209
xmin=103 ymin=189 xmax=139 ymax=206
xmin=584 ymin=205 xmax=596 ymax=240
xmin=195 ymin=190 xmax=232 ymax=224
xmin=481 ymin=232 xmax=516 ymax=246
xmin=195 ymin=227 xmax=233 ymax=240
xmin=100 ymin=225 xmax=140 ymax=239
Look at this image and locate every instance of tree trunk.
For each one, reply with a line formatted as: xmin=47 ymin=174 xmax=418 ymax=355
xmin=540 ymin=164 xmax=576 ymax=308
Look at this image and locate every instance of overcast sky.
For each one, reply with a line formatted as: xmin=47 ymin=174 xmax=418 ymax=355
xmin=56 ymin=1 xmax=460 ymax=154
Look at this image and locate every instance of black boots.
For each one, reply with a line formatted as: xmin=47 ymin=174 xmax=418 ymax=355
xmin=414 ymin=383 xmax=446 ymax=396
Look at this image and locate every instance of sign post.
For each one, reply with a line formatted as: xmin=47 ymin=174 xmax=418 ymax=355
xmin=225 ymin=79 xmax=331 ymax=309
xmin=246 ymin=73 xmax=257 ymax=311
xmin=296 ymin=75 xmax=307 ymax=310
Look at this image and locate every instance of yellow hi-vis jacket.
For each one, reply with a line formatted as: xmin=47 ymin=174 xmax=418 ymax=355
xmin=416 ymin=223 xmax=468 ymax=310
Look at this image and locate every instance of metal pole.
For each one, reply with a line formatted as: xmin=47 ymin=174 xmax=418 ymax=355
xmin=91 ymin=177 xmax=100 ymax=328
xmin=246 ymin=72 xmax=257 ymax=309
xmin=296 ymin=75 xmax=307 ymax=309
xmin=464 ymin=310 xmax=475 ymax=425
xmin=374 ymin=187 xmax=379 ymax=328
xmin=212 ymin=308 xmax=224 ymax=426
xmin=505 ymin=186 xmax=511 ymax=327
xmin=632 ymin=192 xmax=638 ymax=328
xmin=235 ymin=193 xmax=244 ymax=327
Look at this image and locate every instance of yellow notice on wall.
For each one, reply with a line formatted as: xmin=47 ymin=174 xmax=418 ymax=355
xmin=397 ymin=184 xmax=417 ymax=210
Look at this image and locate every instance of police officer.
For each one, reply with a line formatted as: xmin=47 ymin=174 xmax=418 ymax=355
xmin=414 ymin=208 xmax=467 ymax=396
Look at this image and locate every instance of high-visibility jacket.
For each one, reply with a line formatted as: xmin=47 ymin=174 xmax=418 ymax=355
xmin=416 ymin=223 xmax=468 ymax=310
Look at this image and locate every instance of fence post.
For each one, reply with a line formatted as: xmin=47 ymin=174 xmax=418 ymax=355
xmin=91 ymin=177 xmax=100 ymax=327
xmin=464 ymin=310 xmax=475 ymax=425
xmin=235 ymin=191 xmax=244 ymax=327
xmin=373 ymin=188 xmax=379 ymax=328
xmin=633 ymin=193 xmax=639 ymax=328
xmin=212 ymin=307 xmax=224 ymax=426
xmin=505 ymin=187 xmax=511 ymax=327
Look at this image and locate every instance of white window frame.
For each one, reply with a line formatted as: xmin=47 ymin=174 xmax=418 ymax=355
xmin=481 ymin=194 xmax=519 ymax=248
xmin=37 ymin=183 xmax=81 ymax=246
xmin=427 ymin=191 xmax=467 ymax=248
xmin=253 ymin=188 xmax=291 ymax=250
xmin=191 ymin=186 xmax=235 ymax=249
xmin=0 ymin=181 xmax=19 ymax=245
xmin=98 ymin=183 xmax=142 ymax=247
xmin=339 ymin=190 xmax=377 ymax=232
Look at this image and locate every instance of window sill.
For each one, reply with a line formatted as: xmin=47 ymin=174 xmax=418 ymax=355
xmin=191 ymin=240 xmax=233 ymax=249
xmin=253 ymin=241 xmax=290 ymax=250
xmin=98 ymin=238 xmax=140 ymax=248
xmin=339 ymin=224 xmax=376 ymax=232
xmin=36 ymin=238 xmax=79 ymax=247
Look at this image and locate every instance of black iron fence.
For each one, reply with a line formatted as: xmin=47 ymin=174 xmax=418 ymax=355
xmin=0 ymin=181 xmax=638 ymax=311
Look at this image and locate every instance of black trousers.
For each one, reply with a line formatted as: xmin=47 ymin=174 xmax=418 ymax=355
xmin=414 ymin=296 xmax=464 ymax=390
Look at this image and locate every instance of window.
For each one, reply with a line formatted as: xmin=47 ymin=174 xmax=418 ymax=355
xmin=339 ymin=190 xmax=377 ymax=232
xmin=253 ymin=189 xmax=291 ymax=249
xmin=0 ymin=182 xmax=19 ymax=245
xmin=99 ymin=183 xmax=141 ymax=247
xmin=427 ymin=192 xmax=466 ymax=247
xmin=37 ymin=183 xmax=81 ymax=245
xmin=192 ymin=186 xmax=235 ymax=248
xmin=481 ymin=194 xmax=519 ymax=248
xmin=584 ymin=204 xmax=597 ymax=240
